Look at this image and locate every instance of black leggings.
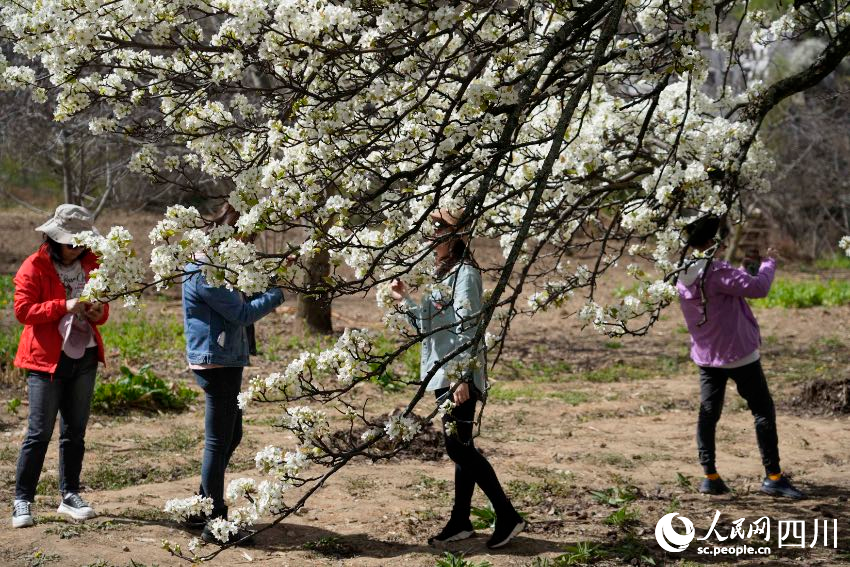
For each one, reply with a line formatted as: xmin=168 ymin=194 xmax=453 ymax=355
xmin=697 ymin=360 xmax=780 ymax=476
xmin=434 ymin=388 xmax=515 ymax=520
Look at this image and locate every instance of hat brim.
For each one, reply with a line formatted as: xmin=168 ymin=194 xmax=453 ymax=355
xmin=36 ymin=220 xmax=99 ymax=245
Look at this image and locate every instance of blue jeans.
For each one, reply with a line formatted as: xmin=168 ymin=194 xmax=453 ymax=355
xmin=16 ymin=348 xmax=98 ymax=501
xmin=193 ymin=367 xmax=244 ymax=518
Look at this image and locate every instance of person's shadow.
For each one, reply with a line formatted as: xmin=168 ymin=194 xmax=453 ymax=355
xmin=252 ymin=521 xmax=566 ymax=560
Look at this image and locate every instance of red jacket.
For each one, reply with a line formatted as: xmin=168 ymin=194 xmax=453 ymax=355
xmin=13 ymin=243 xmax=110 ymax=373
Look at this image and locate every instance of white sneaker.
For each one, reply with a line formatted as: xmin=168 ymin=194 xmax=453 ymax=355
xmin=57 ymin=493 xmax=96 ymax=521
xmin=12 ymin=500 xmax=34 ymax=528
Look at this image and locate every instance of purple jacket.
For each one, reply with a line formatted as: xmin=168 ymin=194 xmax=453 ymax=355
xmin=676 ymin=257 xmax=775 ymax=367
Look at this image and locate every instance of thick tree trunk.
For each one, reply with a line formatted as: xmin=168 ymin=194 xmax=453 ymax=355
xmin=296 ymin=250 xmax=334 ymax=335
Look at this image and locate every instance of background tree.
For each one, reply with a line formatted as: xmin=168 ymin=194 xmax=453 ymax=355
xmin=1 ymin=0 xmax=848 ymax=558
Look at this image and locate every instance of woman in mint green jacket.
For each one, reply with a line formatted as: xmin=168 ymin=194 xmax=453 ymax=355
xmin=391 ymin=209 xmax=524 ymax=549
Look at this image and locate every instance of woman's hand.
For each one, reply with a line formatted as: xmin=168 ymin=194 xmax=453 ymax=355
xmin=66 ymin=298 xmax=87 ymax=315
xmin=390 ymin=279 xmax=408 ymax=301
xmin=84 ymin=302 xmax=105 ymax=322
xmin=453 ymin=382 xmax=470 ymax=405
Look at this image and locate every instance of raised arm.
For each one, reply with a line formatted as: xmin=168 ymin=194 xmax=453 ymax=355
xmin=195 ymin=274 xmax=284 ymax=325
xmin=713 ymin=257 xmax=776 ymax=298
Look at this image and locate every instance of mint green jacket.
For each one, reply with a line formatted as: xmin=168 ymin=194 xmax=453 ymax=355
xmin=404 ymin=263 xmax=487 ymax=395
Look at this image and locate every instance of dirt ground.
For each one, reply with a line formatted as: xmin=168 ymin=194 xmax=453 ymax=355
xmin=0 ymin=209 xmax=849 ymax=567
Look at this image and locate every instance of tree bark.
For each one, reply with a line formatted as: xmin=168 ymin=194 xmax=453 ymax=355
xmin=296 ymin=250 xmax=334 ymax=335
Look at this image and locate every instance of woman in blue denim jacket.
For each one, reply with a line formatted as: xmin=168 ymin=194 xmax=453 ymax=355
xmin=181 ymin=204 xmax=284 ymax=544
xmin=391 ymin=209 xmax=524 ymax=549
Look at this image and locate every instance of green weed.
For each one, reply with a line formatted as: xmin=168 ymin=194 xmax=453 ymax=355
xmin=675 ymin=472 xmax=694 ymax=492
xmin=589 ymin=485 xmax=638 ymax=507
xmin=557 ymin=542 xmax=607 ymax=565
xmin=435 ymin=552 xmax=492 ymax=567
xmin=6 ymin=397 xmax=21 ymax=414
xmin=604 ymin=505 xmax=640 ymax=529
xmin=91 ymin=365 xmax=197 ymax=414
xmin=751 ymin=278 xmax=850 ymax=308
xmin=470 ymin=503 xmax=497 ymax=529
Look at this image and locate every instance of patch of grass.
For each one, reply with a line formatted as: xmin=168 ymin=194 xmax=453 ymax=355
xmin=590 ymin=452 xmax=634 ymax=469
xmin=344 ymin=475 xmax=377 ymax=498
xmin=507 ymin=469 xmax=573 ymax=506
xmin=407 ymin=473 xmax=450 ymax=500
xmin=813 ymin=253 xmax=850 ymax=270
xmin=139 ymin=427 xmax=201 ymax=453
xmin=91 ymin=365 xmax=197 ymax=414
xmin=0 ymin=444 xmax=18 ymax=464
xmin=603 ymin=340 xmax=623 ymax=350
xmin=589 ymin=485 xmax=638 ymax=507
xmin=369 ymin=333 xmax=421 ymax=392
xmin=607 ymin=534 xmax=656 ymax=565
xmin=36 ymin=474 xmax=59 ymax=496
xmin=435 ymin=552 xmax=492 ymax=567
xmin=751 ymin=278 xmax=850 ymax=308
xmin=100 ymin=310 xmax=184 ymax=362
xmin=557 ymin=542 xmax=608 ymax=565
xmin=6 ymin=396 xmax=21 ymax=414
xmin=494 ymin=359 xmax=573 ymax=382
xmin=301 ymin=536 xmax=356 ymax=558
xmin=575 ymin=363 xmax=652 ymax=383
xmin=87 ymin=456 xmax=201 ymax=490
xmin=489 ymin=383 xmax=589 ymax=404
xmin=26 ymin=549 xmax=62 ymax=567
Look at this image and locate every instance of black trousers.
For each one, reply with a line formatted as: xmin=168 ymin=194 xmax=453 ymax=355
xmin=696 ymin=360 xmax=781 ymax=476
xmin=434 ymin=388 xmax=515 ymax=520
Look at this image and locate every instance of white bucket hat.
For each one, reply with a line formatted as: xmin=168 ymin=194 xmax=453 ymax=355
xmin=35 ymin=204 xmax=99 ymax=245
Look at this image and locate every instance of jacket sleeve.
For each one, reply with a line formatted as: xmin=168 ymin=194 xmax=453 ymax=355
xmin=196 ymin=275 xmax=284 ymax=326
xmin=402 ymin=297 xmax=423 ymax=333
xmin=713 ymin=258 xmax=776 ymax=298
xmin=451 ymin=266 xmax=483 ymax=367
xmin=13 ymin=266 xmax=67 ymax=325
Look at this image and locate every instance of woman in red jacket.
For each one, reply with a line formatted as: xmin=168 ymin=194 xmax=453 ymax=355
xmin=11 ymin=205 xmax=109 ymax=528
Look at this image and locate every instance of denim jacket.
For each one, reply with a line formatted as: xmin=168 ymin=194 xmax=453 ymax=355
xmin=182 ymin=263 xmax=284 ymax=367
xmin=404 ymin=262 xmax=487 ymax=395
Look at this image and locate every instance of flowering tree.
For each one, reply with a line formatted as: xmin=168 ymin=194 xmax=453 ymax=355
xmin=2 ymin=0 xmax=848 ymax=559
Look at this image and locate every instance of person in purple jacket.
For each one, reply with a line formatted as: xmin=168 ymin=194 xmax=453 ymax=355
xmin=677 ymin=216 xmax=804 ymax=499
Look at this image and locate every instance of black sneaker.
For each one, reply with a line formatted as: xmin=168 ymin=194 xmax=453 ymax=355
xmin=57 ymin=493 xmax=96 ymax=521
xmin=486 ymin=514 xmax=525 ymax=549
xmin=699 ymin=477 xmax=731 ymax=495
xmin=427 ymin=517 xmax=475 ymax=545
xmin=12 ymin=500 xmax=33 ymax=528
xmin=761 ymin=475 xmax=805 ymax=499
xmin=201 ymin=524 xmax=256 ymax=546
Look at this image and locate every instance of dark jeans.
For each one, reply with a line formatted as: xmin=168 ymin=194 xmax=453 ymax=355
xmin=16 ymin=348 xmax=98 ymax=501
xmin=193 ymin=367 xmax=244 ymax=518
xmin=697 ymin=360 xmax=781 ymax=476
xmin=434 ymin=388 xmax=516 ymax=521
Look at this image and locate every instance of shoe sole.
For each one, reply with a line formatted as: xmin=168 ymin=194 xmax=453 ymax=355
xmin=487 ymin=521 xmax=526 ymax=549
xmin=12 ymin=516 xmax=34 ymax=528
xmin=57 ymin=503 xmax=96 ymax=521
xmin=699 ymin=489 xmax=730 ymax=495
xmin=760 ymin=487 xmax=805 ymax=499
xmin=429 ymin=530 xmax=475 ymax=545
